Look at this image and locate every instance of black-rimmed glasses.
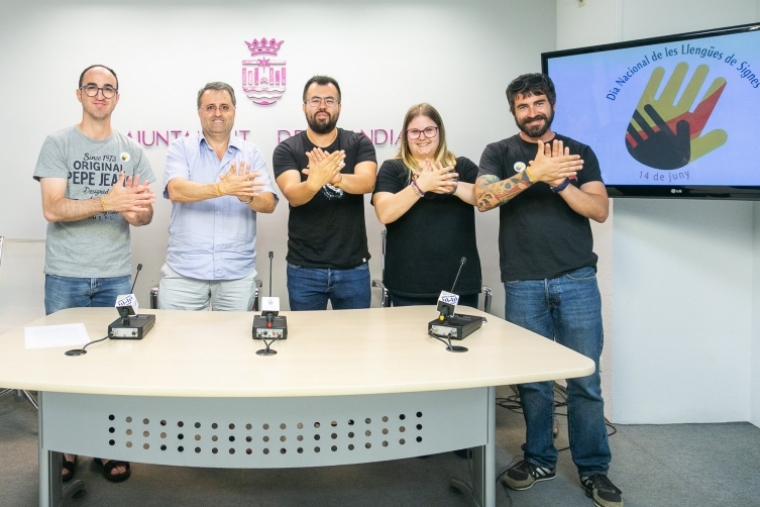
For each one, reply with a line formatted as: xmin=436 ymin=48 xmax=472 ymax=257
xmin=80 ymin=85 xmax=118 ymax=99
xmin=406 ymin=126 xmax=439 ymax=140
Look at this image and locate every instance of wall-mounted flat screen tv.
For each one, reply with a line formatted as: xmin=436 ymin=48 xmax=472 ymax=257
xmin=542 ymin=23 xmax=760 ymax=199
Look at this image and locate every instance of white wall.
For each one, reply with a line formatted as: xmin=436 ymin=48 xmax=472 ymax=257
xmin=614 ymin=200 xmax=753 ymax=422
xmin=555 ymin=0 xmax=760 ymax=424
xmin=0 ymin=0 xmax=557 ymax=322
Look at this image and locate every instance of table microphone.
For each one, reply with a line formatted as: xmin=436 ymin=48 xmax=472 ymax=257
xmin=252 ymin=251 xmax=288 ymax=356
xmin=438 ymin=257 xmax=466 ymax=320
xmin=427 ymin=256 xmax=486 ymax=352
xmin=65 ymin=263 xmax=155 ymax=356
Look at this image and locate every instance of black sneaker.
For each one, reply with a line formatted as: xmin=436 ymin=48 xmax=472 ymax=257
xmin=580 ymin=474 xmax=623 ymax=507
xmin=502 ymin=460 xmax=556 ymax=490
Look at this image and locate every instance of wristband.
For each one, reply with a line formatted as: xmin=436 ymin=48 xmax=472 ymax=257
xmin=525 ymin=166 xmax=536 ymax=183
xmin=447 ymin=181 xmax=459 ymax=195
xmin=100 ymin=196 xmax=108 ymax=212
xmin=215 ymin=182 xmax=223 ymax=196
xmin=411 ymin=180 xmax=425 ymax=197
xmin=550 ymin=178 xmax=571 ymax=193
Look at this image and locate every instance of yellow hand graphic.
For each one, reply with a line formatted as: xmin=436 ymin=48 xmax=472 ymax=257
xmin=626 ymin=63 xmax=727 ymax=169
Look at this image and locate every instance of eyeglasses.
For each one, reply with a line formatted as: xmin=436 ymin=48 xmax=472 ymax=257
xmin=80 ymin=85 xmax=118 ymax=99
xmin=200 ymin=104 xmax=234 ymax=113
xmin=406 ymin=126 xmax=439 ymax=140
xmin=305 ymin=96 xmax=339 ymax=108
xmin=508 ymin=75 xmax=552 ymax=93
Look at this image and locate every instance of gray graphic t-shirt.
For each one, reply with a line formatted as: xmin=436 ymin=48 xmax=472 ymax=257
xmin=33 ymin=126 xmax=155 ymax=278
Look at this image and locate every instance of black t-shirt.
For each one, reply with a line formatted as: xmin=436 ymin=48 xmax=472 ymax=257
xmin=272 ymin=129 xmax=377 ymax=268
xmin=478 ymin=134 xmax=603 ymax=282
xmin=372 ymin=157 xmax=482 ymax=297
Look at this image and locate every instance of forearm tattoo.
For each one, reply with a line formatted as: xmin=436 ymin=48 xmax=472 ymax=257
xmin=476 ymin=172 xmax=533 ymax=211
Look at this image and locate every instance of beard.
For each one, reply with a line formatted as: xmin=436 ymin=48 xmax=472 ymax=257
xmin=516 ymin=109 xmax=554 ymax=138
xmin=307 ymin=109 xmax=339 ymax=134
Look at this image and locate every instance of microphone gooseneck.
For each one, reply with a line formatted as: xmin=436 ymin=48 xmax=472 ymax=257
xmin=449 ymin=257 xmax=467 ymax=294
xmin=130 ymin=263 xmax=143 ymax=294
xmin=268 ymin=251 xmax=274 ymax=298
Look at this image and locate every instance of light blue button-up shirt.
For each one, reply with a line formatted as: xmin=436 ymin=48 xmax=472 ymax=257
xmin=163 ymin=133 xmax=278 ymax=281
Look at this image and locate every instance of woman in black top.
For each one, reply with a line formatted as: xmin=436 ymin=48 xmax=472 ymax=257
xmin=372 ymin=103 xmax=482 ymax=307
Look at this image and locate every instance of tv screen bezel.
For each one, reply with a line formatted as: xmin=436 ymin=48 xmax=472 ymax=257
xmin=541 ymin=22 xmax=760 ymax=200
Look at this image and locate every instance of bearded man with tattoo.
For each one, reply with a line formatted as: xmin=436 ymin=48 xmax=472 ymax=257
xmin=475 ymin=73 xmax=622 ymax=507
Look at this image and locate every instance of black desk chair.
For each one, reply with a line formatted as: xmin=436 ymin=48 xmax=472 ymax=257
xmin=0 ymin=236 xmax=38 ymax=410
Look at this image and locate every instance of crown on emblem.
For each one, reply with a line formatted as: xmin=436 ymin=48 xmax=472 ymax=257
xmin=245 ymin=38 xmax=284 ymax=56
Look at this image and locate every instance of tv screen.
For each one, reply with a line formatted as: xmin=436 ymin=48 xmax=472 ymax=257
xmin=542 ymin=23 xmax=760 ymax=199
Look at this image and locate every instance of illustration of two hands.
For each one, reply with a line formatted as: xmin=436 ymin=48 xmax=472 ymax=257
xmin=625 ymin=62 xmax=727 ymax=170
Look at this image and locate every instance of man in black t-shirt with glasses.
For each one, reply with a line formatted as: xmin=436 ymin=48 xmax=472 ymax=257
xmin=475 ymin=73 xmax=622 ymax=507
xmin=273 ymin=76 xmax=377 ymax=310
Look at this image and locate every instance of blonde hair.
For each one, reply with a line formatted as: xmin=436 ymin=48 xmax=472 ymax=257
xmin=396 ymin=103 xmax=456 ymax=182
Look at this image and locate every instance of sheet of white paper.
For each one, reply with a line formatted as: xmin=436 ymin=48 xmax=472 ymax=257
xmin=24 ymin=323 xmax=91 ymax=349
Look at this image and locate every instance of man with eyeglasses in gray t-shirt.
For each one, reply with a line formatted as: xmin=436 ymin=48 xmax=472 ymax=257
xmin=33 ymin=64 xmax=155 ymax=485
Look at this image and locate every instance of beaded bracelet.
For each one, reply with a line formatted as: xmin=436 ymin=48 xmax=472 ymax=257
xmin=100 ymin=196 xmax=108 ymax=212
xmin=411 ymin=180 xmax=425 ymax=197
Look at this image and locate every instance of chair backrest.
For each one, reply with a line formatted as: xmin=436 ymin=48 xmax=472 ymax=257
xmin=0 ymin=236 xmax=46 ymax=335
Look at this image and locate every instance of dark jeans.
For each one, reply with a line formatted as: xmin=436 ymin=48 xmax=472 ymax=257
xmin=503 ymin=266 xmax=610 ymax=476
xmin=286 ymin=262 xmax=371 ymax=311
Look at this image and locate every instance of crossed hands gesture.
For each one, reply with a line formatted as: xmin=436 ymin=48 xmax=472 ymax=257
xmin=218 ymin=161 xmax=265 ymax=200
xmin=625 ymin=63 xmax=727 ymax=169
xmin=414 ymin=158 xmax=458 ymax=194
xmin=302 ymin=148 xmax=346 ymax=192
xmin=528 ymin=139 xmax=583 ymax=187
xmin=106 ymin=172 xmax=155 ymax=216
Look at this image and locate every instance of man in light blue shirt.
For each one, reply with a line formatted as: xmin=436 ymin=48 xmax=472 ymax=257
xmin=159 ymin=82 xmax=278 ymax=311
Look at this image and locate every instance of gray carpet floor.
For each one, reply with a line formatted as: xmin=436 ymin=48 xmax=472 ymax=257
xmin=1 ymin=387 xmax=759 ymax=507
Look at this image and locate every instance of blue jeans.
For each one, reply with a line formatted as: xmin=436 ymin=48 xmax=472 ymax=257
xmin=390 ymin=292 xmax=480 ymax=309
xmin=45 ymin=274 xmax=132 ymax=315
xmin=503 ymin=266 xmax=610 ymax=476
xmin=287 ymin=263 xmax=371 ymax=311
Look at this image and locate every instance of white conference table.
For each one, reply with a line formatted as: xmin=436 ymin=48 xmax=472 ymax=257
xmin=0 ymin=306 xmax=594 ymax=507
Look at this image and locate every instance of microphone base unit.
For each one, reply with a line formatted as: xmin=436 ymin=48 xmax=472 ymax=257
xmin=428 ymin=314 xmax=485 ymax=340
xmin=252 ymin=315 xmax=288 ymax=340
xmin=108 ymin=314 xmax=156 ymax=340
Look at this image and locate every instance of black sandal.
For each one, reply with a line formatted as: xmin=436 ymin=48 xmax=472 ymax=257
xmin=62 ymin=455 xmax=77 ymax=483
xmin=93 ymin=458 xmax=131 ymax=483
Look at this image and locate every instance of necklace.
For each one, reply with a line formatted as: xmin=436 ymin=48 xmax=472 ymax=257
xmin=306 ymin=128 xmax=338 ymax=148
